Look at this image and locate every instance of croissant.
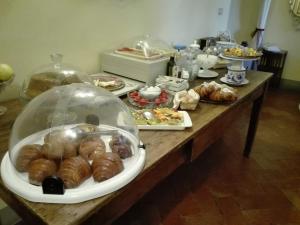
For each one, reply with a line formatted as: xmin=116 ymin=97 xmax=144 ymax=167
xmin=194 ymin=83 xmax=210 ymax=98
xmin=58 ymin=156 xmax=91 ymax=188
xmin=16 ymin=144 xmax=43 ymax=172
xmin=79 ymin=136 xmax=106 ymax=161
xmin=43 ymin=130 xmax=79 ymax=160
xmin=220 ymin=88 xmax=238 ymax=101
xmin=92 ymin=152 xmax=124 ymax=182
xmin=28 ymin=158 xmax=57 ymax=185
xmin=209 ymin=90 xmax=223 ymax=101
xmin=109 ymin=134 xmax=132 ymax=159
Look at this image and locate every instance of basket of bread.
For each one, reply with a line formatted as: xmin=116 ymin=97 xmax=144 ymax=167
xmin=194 ymin=81 xmax=237 ymax=103
xmin=173 ymin=89 xmax=200 ymax=110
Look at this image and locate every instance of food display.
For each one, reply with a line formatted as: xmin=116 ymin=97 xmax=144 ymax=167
xmin=132 ymin=108 xmax=183 ymax=126
xmin=128 ymin=89 xmax=172 ymax=108
xmin=91 ymin=74 xmax=125 ymax=91
xmin=21 ymin=53 xmax=88 ymax=101
xmin=13 ymin=125 xmax=132 ymax=189
xmin=26 ymin=72 xmax=82 ymax=98
xmin=114 ymin=35 xmax=176 ymax=60
xmin=115 ymin=47 xmax=162 ymax=60
xmin=224 ymin=47 xmax=262 ymax=58
xmin=2 ymin=84 xmax=145 ymax=203
xmin=173 ymin=89 xmax=200 ymax=110
xmin=194 ymin=81 xmax=238 ymax=103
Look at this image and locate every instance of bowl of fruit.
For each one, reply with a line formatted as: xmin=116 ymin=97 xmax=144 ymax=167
xmin=128 ymin=88 xmax=172 ymax=108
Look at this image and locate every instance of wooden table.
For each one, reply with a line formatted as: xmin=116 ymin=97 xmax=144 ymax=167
xmin=0 ymin=71 xmax=272 ymax=225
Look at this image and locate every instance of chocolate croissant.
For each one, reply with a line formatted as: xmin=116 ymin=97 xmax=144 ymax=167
xmin=28 ymin=158 xmax=57 ymax=185
xmin=109 ymin=134 xmax=132 ymax=159
xmin=16 ymin=144 xmax=43 ymax=172
xmin=92 ymin=152 xmax=124 ymax=182
xmin=79 ymin=136 xmax=106 ymax=161
xmin=58 ymin=156 xmax=91 ymax=188
xmin=43 ymin=130 xmax=79 ymax=160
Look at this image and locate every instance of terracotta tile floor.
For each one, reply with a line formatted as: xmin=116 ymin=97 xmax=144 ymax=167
xmin=113 ymin=89 xmax=300 ymax=225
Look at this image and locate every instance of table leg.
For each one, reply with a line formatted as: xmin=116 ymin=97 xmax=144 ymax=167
xmin=243 ymin=83 xmax=268 ymax=157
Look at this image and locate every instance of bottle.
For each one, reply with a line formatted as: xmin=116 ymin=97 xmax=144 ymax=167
xmin=166 ymin=56 xmax=176 ymax=76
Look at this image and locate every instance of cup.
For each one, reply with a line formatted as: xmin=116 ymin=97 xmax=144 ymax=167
xmin=226 ymin=65 xmax=246 ymax=84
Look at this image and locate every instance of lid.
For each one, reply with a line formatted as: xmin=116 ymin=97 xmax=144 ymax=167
xmin=21 ymin=53 xmax=90 ymax=101
xmin=9 ymin=83 xmax=139 ymax=189
xmin=114 ymin=35 xmax=176 ymax=60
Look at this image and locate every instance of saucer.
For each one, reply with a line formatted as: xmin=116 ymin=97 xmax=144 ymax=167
xmin=220 ymin=76 xmax=249 ymax=86
xmin=198 ymin=70 xmax=219 ymax=78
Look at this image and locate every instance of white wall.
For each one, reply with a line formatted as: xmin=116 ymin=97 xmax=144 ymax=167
xmin=227 ymin=0 xmax=300 ymax=82
xmin=0 ymin=0 xmax=231 ymax=100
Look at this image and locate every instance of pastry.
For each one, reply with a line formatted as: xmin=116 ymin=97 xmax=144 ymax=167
xmin=92 ymin=152 xmax=124 ymax=182
xmin=79 ymin=136 xmax=106 ymax=161
xmin=16 ymin=144 xmax=43 ymax=172
xmin=58 ymin=156 xmax=91 ymax=188
xmin=28 ymin=158 xmax=57 ymax=186
xmin=26 ymin=72 xmax=63 ymax=98
xmin=43 ymin=130 xmax=79 ymax=160
xmin=73 ymin=123 xmax=99 ymax=134
xmin=220 ymin=87 xmax=237 ymax=101
xmin=194 ymin=81 xmax=237 ymax=102
xmin=109 ymin=134 xmax=132 ymax=159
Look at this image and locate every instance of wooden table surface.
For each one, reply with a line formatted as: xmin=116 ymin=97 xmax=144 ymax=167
xmin=0 ymin=71 xmax=272 ymax=225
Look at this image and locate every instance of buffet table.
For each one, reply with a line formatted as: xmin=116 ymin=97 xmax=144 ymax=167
xmin=0 ymin=70 xmax=272 ymax=225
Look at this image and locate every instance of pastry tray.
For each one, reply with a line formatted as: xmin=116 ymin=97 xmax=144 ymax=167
xmin=199 ymin=97 xmax=237 ymax=105
xmin=137 ymin=111 xmax=192 ymax=130
xmin=1 ymin=124 xmax=146 ymax=204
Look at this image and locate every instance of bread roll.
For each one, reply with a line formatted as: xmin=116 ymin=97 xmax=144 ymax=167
xmin=58 ymin=156 xmax=91 ymax=188
xmin=43 ymin=130 xmax=79 ymax=160
xmin=79 ymin=136 xmax=106 ymax=161
xmin=109 ymin=134 xmax=132 ymax=159
xmin=16 ymin=144 xmax=43 ymax=172
xmin=92 ymin=152 xmax=124 ymax=182
xmin=28 ymin=158 xmax=57 ymax=185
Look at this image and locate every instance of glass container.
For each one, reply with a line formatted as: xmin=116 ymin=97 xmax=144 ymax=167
xmin=20 ymin=53 xmax=89 ymax=102
xmin=114 ymin=34 xmax=176 ymax=60
xmin=2 ymin=83 xmax=145 ymax=203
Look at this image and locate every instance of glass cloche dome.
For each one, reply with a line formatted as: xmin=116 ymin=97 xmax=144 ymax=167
xmin=115 ymin=34 xmax=176 ymax=60
xmin=20 ymin=53 xmax=90 ymax=102
xmin=1 ymin=83 xmax=145 ymax=203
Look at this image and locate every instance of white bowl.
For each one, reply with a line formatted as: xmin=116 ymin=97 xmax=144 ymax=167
xmin=139 ymin=86 xmax=161 ymax=100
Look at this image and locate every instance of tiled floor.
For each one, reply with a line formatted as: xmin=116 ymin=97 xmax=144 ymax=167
xmin=113 ymin=89 xmax=300 ymax=225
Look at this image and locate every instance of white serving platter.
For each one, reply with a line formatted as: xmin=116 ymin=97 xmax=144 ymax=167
xmin=1 ymin=124 xmax=146 ymax=204
xmin=137 ymin=111 xmax=192 ymax=130
xmin=219 ymin=53 xmax=261 ymax=61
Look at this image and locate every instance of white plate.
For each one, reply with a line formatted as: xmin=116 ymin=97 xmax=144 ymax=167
xmin=137 ymin=111 xmax=192 ymax=130
xmin=219 ymin=53 xmax=261 ymax=61
xmin=1 ymin=124 xmax=146 ymax=204
xmin=197 ymin=70 xmax=219 ymax=78
xmin=220 ymin=76 xmax=249 ymax=86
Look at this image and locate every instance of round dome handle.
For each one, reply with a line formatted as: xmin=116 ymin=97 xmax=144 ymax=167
xmin=50 ymin=53 xmax=63 ymax=69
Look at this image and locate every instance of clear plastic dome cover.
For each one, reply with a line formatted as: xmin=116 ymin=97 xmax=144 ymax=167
xmin=9 ymin=83 xmax=140 ymax=190
xmin=21 ymin=53 xmax=90 ymax=101
xmin=115 ymin=34 xmax=176 ymax=60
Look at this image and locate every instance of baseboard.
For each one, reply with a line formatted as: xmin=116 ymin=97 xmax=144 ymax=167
xmin=279 ymin=79 xmax=300 ymax=92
